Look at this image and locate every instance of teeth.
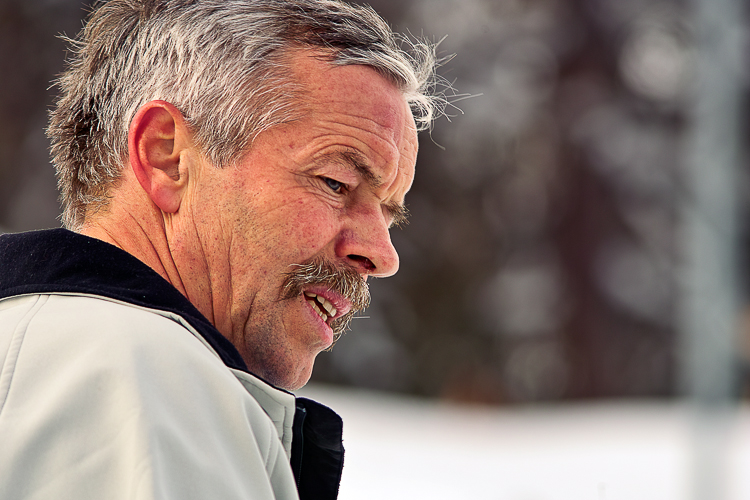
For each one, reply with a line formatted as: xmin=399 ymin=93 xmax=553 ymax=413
xmin=310 ymin=300 xmax=327 ymax=321
xmin=319 ymin=297 xmax=337 ymax=317
xmin=304 ymin=292 xmax=335 ymax=322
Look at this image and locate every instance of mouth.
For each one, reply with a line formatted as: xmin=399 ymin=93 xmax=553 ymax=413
xmin=303 ymin=291 xmax=338 ymax=325
xmin=281 ymin=258 xmax=370 ymax=343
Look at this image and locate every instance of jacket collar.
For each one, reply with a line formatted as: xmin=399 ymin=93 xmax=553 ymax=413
xmin=0 ymin=228 xmax=248 ymax=371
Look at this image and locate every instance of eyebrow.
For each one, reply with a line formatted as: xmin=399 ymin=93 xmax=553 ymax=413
xmin=320 ymin=150 xmax=410 ymax=227
xmin=386 ymin=201 xmax=410 ymax=228
xmin=323 ymin=150 xmax=383 ymax=188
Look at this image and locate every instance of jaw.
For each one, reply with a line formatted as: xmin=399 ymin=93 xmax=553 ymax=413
xmin=232 ymin=293 xmax=331 ymax=391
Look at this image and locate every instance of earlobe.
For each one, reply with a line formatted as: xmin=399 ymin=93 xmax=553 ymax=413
xmin=128 ymin=100 xmax=191 ymax=214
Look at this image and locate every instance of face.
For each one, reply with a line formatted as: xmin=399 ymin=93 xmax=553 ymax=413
xmin=178 ymin=51 xmax=418 ymax=390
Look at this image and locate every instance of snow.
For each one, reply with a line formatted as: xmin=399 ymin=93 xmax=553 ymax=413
xmin=297 ymin=384 xmax=750 ymax=500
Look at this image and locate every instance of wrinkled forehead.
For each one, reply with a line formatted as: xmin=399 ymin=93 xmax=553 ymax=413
xmin=273 ymin=50 xmax=419 ymax=204
xmin=289 ymin=50 xmax=417 ymax=145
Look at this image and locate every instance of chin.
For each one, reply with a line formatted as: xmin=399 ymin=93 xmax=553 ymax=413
xmin=255 ymin=360 xmax=314 ymax=392
xmin=281 ymin=367 xmax=314 ymax=392
xmin=269 ymin=375 xmax=310 ymax=392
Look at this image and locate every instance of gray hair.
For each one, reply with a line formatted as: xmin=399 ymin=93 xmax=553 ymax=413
xmin=48 ymin=0 xmax=443 ymax=230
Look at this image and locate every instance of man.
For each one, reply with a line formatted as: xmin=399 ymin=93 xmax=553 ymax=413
xmin=0 ymin=1 xmax=441 ymax=499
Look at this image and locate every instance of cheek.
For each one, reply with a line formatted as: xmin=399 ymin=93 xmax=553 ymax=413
xmin=283 ymin=200 xmax=339 ymax=258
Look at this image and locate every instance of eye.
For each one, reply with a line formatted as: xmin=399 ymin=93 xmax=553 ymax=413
xmin=323 ymin=177 xmax=344 ymax=193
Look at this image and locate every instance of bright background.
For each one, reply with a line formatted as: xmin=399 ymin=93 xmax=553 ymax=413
xmin=2 ymin=0 xmax=749 ymax=498
xmin=298 ymin=384 xmax=750 ymax=500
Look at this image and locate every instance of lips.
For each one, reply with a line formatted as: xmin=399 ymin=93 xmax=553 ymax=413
xmin=281 ymin=259 xmax=369 ymax=342
xmin=301 ymin=287 xmax=354 ymax=327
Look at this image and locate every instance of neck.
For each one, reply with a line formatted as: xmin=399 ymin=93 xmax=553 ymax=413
xmin=81 ymin=207 xmax=188 ymax=298
xmin=79 ymin=186 xmax=218 ymax=330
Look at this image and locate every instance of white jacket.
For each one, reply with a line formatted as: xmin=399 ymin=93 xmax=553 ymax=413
xmin=0 ymin=292 xmax=300 ymax=500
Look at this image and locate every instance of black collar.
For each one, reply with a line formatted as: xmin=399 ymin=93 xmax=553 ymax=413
xmin=0 ymin=228 xmax=247 ymax=371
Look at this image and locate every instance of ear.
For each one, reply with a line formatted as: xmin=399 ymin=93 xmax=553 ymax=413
xmin=128 ymin=100 xmax=192 ymax=214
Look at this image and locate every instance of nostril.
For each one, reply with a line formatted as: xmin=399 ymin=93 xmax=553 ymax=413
xmin=347 ymin=254 xmax=376 ymax=272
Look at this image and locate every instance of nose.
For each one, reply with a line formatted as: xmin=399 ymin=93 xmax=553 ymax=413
xmin=336 ymin=210 xmax=400 ymax=278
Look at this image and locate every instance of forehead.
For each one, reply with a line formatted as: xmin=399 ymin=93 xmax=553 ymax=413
xmin=291 ymin=51 xmax=410 ymax=125
xmin=287 ymin=51 xmax=418 ymax=185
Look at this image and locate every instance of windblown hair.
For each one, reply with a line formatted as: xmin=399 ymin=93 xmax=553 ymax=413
xmin=48 ymin=0 xmax=443 ymax=230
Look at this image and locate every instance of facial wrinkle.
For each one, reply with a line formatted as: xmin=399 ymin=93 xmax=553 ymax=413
xmin=157 ymin=217 xmax=188 ymax=295
xmin=187 ymin=209 xmax=217 ymax=325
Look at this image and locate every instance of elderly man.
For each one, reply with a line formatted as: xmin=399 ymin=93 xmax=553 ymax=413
xmin=0 ymin=1 xmax=440 ymax=499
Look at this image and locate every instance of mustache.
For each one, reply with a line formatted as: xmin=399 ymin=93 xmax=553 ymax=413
xmin=280 ymin=258 xmax=371 ymax=343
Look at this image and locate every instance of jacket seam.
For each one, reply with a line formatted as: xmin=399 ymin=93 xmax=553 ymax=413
xmin=265 ymin=428 xmax=279 ymax=478
xmin=0 ymin=295 xmax=48 ymax=417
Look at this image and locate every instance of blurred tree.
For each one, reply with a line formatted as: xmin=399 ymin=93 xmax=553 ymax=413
xmin=0 ymin=0 xmax=82 ymax=231
xmin=314 ymin=0 xmax=693 ymax=403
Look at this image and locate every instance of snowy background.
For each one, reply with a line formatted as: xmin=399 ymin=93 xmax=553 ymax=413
xmin=301 ymin=384 xmax=750 ymax=500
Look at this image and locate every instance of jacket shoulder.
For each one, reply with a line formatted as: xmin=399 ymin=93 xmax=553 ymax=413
xmin=0 ymin=293 xmax=299 ymax=500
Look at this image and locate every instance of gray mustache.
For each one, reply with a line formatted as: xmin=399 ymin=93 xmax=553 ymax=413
xmin=281 ymin=259 xmax=371 ymax=342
